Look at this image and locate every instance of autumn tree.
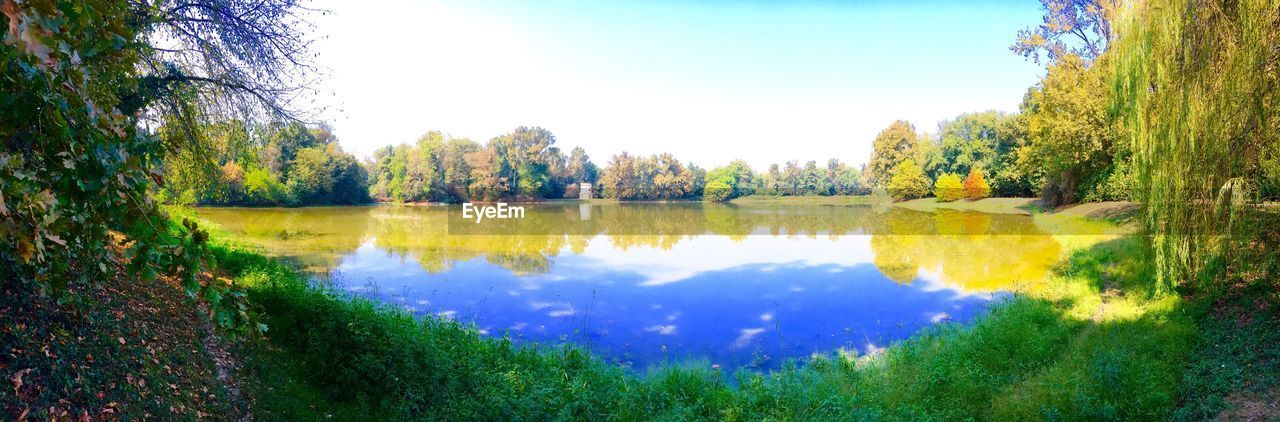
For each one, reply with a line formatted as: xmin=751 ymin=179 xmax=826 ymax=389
xmin=465 ymin=142 xmax=512 ymax=202
xmin=439 ymin=138 xmax=480 ymax=201
xmin=887 ymin=160 xmax=932 ymax=200
xmin=1023 ymin=54 xmax=1118 ymax=206
xmin=598 ymin=153 xmax=700 ymax=200
xmin=934 ymin=173 xmax=965 ymax=202
xmin=964 ymin=168 xmax=991 ymax=200
xmin=867 ymin=121 xmax=921 ymax=187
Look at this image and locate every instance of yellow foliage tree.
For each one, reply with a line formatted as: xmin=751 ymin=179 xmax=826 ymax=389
xmin=963 ymin=168 xmax=991 ymax=200
xmin=934 ymin=173 xmax=965 ymax=202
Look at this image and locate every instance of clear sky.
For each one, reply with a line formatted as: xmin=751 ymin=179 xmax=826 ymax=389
xmin=309 ymin=0 xmax=1045 ymax=168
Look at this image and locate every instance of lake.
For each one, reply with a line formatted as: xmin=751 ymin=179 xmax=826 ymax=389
xmin=198 ymin=202 xmax=1070 ymax=372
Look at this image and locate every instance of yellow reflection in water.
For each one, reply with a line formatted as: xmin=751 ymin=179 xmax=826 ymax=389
xmin=870 ymin=210 xmax=1061 ymax=292
xmin=198 ymin=204 xmax=1067 ymax=294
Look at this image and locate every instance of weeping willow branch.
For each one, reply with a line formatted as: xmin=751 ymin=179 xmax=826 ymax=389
xmin=1110 ymin=0 xmax=1280 ymax=290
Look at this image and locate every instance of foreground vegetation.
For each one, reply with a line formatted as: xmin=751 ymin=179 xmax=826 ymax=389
xmin=175 ymin=209 xmax=1250 ymax=419
xmin=6 ymin=205 xmax=1276 ymax=419
xmin=4 ymin=0 xmax=1280 ymax=419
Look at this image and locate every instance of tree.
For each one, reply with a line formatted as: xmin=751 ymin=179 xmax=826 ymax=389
xmin=964 ymin=168 xmax=991 ymax=200
xmin=761 ymin=164 xmax=782 ymax=195
xmin=935 ymin=174 xmax=965 ymax=202
xmin=0 ymin=0 xmax=321 ymax=332
xmin=703 ymin=180 xmax=734 ymax=202
xmin=219 ymin=162 xmax=247 ymax=203
xmin=261 ymin=122 xmax=319 ymax=178
xmin=365 ymin=130 xmax=585 ymax=203
xmin=704 ymin=160 xmax=756 ymax=201
xmin=801 ymin=161 xmax=823 ymax=194
xmin=598 ymin=153 xmax=638 ymax=200
xmin=284 ymin=143 xmax=370 ymax=206
xmin=651 ymin=153 xmax=696 ymax=199
xmin=286 ymin=146 xmax=336 ymax=205
xmin=688 ymin=162 xmax=708 ymax=200
xmin=887 ymin=160 xmax=932 ymax=200
xmin=1111 ymin=0 xmax=1280 ymax=289
xmin=867 ymin=121 xmax=920 ymax=187
xmin=1012 ymin=0 xmax=1120 ymax=64
xmin=834 ymin=163 xmax=868 ymax=195
xmin=598 ymin=152 xmax=698 ymax=200
xmin=440 ymin=138 xmax=480 ymax=201
xmin=781 ymin=161 xmax=802 ymax=195
xmin=327 ymin=148 xmax=371 ymax=205
xmin=567 ymin=147 xmax=599 ymax=185
xmin=244 ymin=168 xmax=290 ymax=205
xmin=465 ymin=146 xmax=510 ymax=202
xmin=1024 ymin=54 xmax=1117 ymax=206
xmin=544 ymin=146 xmax=569 ymax=196
xmin=935 ymin=112 xmax=999 ymax=177
xmin=989 ymin=113 xmax=1040 ymax=197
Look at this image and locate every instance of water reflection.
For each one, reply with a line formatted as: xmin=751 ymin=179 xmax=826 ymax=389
xmin=199 ymin=203 xmax=1067 ymax=371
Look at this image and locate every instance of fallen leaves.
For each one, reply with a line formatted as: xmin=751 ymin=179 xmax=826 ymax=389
xmin=10 ymin=367 xmax=31 ymax=393
xmin=2 ymin=244 xmax=243 ymax=420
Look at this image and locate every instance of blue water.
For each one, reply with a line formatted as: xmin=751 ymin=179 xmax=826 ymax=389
xmin=198 ymin=205 xmax=1052 ymax=373
xmin=333 ymin=236 xmax=1005 ymax=372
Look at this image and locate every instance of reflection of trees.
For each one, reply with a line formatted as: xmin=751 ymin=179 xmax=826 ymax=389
xmin=870 ymin=209 xmax=1062 ymax=292
xmin=199 ymin=207 xmax=374 ymax=271
xmin=202 ymin=204 xmax=1062 ymax=288
xmin=368 ymin=207 xmax=587 ymax=275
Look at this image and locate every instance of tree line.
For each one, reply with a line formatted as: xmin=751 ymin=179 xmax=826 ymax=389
xmin=362 ymin=132 xmax=876 ymax=202
xmin=162 ymin=121 xmax=371 ymax=206
xmin=157 ymin=105 xmax=1093 ymax=205
xmin=367 ymin=127 xmax=597 ymax=203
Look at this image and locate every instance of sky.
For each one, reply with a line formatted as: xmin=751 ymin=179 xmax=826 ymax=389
xmin=308 ymin=0 xmax=1046 ymax=169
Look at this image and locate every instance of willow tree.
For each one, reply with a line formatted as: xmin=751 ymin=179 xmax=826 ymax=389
xmin=1110 ymin=0 xmax=1280 ymax=289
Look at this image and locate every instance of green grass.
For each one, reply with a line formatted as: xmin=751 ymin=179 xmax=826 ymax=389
xmin=893 ymin=197 xmax=1042 ymax=215
xmin=191 ymin=204 xmax=1216 ymax=419
xmin=1173 ymin=276 xmax=1280 ymax=420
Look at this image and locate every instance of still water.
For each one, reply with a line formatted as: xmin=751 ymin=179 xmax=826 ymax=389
xmin=198 ymin=203 xmax=1067 ymax=372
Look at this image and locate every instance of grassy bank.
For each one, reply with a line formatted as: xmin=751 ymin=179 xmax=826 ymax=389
xmin=194 ymin=208 xmax=1221 ymax=420
xmin=894 ymin=197 xmax=1042 ymax=214
xmin=7 ymin=206 xmax=1269 ymax=419
xmin=730 ymin=194 xmax=1141 ymax=223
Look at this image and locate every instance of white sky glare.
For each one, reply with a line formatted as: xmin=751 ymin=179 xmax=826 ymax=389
xmin=309 ymin=0 xmax=1044 ymax=169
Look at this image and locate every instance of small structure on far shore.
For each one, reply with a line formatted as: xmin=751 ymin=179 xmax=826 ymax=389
xmin=579 ymin=183 xmax=592 ymax=200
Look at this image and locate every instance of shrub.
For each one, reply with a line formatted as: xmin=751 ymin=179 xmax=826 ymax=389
xmin=887 ymin=160 xmax=931 ymax=200
xmin=245 ymin=168 xmax=290 ymax=206
xmin=935 ymin=173 xmax=965 ymax=202
xmin=703 ymin=180 xmax=733 ymax=202
xmin=963 ymin=169 xmax=991 ymax=200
